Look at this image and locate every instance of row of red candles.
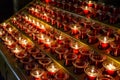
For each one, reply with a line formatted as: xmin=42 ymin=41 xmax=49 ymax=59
xmin=27 ymin=3 xmax=120 ymax=57
xmin=8 ymin=13 xmax=120 ymax=80
xmin=41 ymin=0 xmax=120 ymax=24
xmin=0 ymin=23 xmax=72 ymax=80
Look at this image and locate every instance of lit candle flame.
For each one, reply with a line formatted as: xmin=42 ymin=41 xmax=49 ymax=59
xmin=22 ymin=39 xmax=28 ymax=45
xmin=103 ymin=37 xmax=107 ymax=43
xmin=85 ymin=6 xmax=88 ymax=10
xmin=13 ymin=47 xmax=21 ymax=54
xmin=36 ymin=22 xmax=40 ymax=26
xmin=3 ymin=23 xmax=7 ymax=26
xmin=41 ymin=34 xmax=44 ymax=39
xmin=41 ymin=25 xmax=45 ymax=29
xmin=75 ymin=43 xmax=78 ymax=49
xmin=88 ymin=1 xmax=92 ymax=4
xmin=13 ymin=17 xmax=16 ymax=21
xmin=35 ymin=9 xmax=38 ymax=13
xmin=36 ymin=71 xmax=39 ymax=75
xmin=107 ymin=63 xmax=116 ymax=70
xmin=59 ymin=35 xmax=62 ymax=40
xmin=8 ymin=27 xmax=12 ymax=32
xmin=74 ymin=25 xmax=77 ymax=30
xmin=7 ymin=40 xmax=12 ymax=45
xmin=25 ymin=16 xmax=28 ymax=20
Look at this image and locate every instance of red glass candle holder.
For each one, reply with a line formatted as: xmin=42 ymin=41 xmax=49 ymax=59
xmin=44 ymin=38 xmax=52 ymax=48
xmin=114 ymin=33 xmax=120 ymax=42
xmin=55 ymin=71 xmax=69 ymax=80
xmin=71 ymin=25 xmax=79 ymax=35
xmin=80 ymin=48 xmax=94 ymax=61
xmin=32 ymin=52 xmax=46 ymax=60
xmin=20 ymin=57 xmax=33 ymax=64
xmin=79 ymin=28 xmax=89 ymax=39
xmin=87 ymin=31 xmax=98 ymax=44
xmin=88 ymin=1 xmax=93 ymax=7
xmin=97 ymin=75 xmax=114 ymax=80
xmin=4 ymin=39 xmax=16 ymax=49
xmin=38 ymin=57 xmax=52 ymax=68
xmin=64 ymin=53 xmax=77 ymax=66
xmin=30 ymin=68 xmax=44 ymax=80
xmin=55 ymin=34 xmax=65 ymax=44
xmin=55 ymin=46 xmax=69 ymax=60
xmin=28 ymin=47 xmax=40 ymax=54
xmin=84 ymin=66 xmax=100 ymax=80
xmin=25 ymin=62 xmax=38 ymax=71
xmin=37 ymin=34 xmax=45 ymax=44
xmin=70 ymin=42 xmax=81 ymax=54
xmin=117 ymin=70 xmax=120 ymax=78
xmin=46 ymin=63 xmax=60 ymax=77
xmin=110 ymin=42 xmax=120 ymax=57
xmin=83 ymin=6 xmax=89 ymax=15
xmin=98 ymin=36 xmax=114 ymax=49
xmin=72 ymin=59 xmax=88 ymax=74
xmin=90 ymin=53 xmax=106 ymax=68
xmin=11 ymin=45 xmax=23 ymax=54
xmin=92 ymin=23 xmax=103 ymax=35
xmin=102 ymin=27 xmax=115 ymax=37
xmin=0 ymin=28 xmax=5 ymax=38
xmin=102 ymin=60 xmax=120 ymax=76
xmin=15 ymin=51 xmax=28 ymax=59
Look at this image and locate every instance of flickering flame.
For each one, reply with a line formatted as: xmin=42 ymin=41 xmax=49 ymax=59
xmin=106 ymin=63 xmax=116 ymax=70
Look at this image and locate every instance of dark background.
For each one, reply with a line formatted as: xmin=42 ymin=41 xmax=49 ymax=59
xmin=0 ymin=0 xmax=32 ymax=23
xmin=0 ymin=0 xmax=119 ymax=23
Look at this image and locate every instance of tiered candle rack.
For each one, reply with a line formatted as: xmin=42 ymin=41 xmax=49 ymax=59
xmin=0 ymin=0 xmax=120 ymax=80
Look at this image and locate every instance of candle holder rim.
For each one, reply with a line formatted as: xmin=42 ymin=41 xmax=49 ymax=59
xmin=63 ymin=53 xmax=77 ymax=60
xmin=38 ymin=57 xmax=52 ymax=66
xmin=30 ymin=68 xmax=45 ymax=78
xmin=72 ymin=60 xmax=89 ymax=68
xmin=84 ymin=65 xmax=100 ymax=77
xmin=90 ymin=53 xmax=107 ymax=62
xmin=55 ymin=72 xmax=69 ymax=80
xmin=97 ymin=35 xmax=115 ymax=42
xmin=96 ymin=74 xmax=114 ymax=80
xmin=102 ymin=60 xmax=120 ymax=71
